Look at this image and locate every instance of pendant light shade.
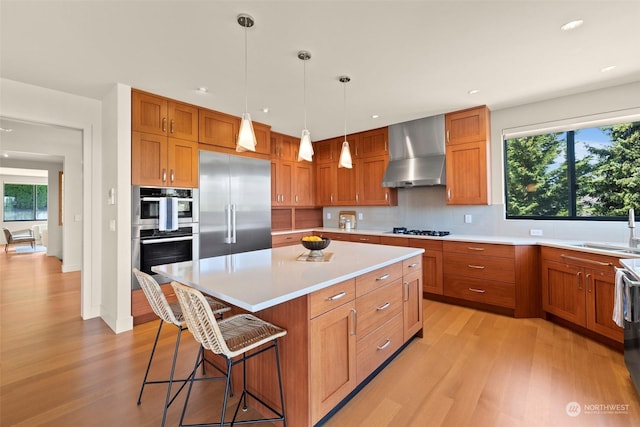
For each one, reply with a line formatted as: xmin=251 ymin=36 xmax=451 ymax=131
xmin=297 ymin=50 xmax=313 ymax=162
xmin=236 ymin=14 xmax=257 ymax=152
xmin=338 ymin=76 xmax=353 ymax=169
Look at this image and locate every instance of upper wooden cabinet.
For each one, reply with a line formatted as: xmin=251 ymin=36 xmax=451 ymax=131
xmin=314 ymin=131 xmax=397 ymax=207
xmin=445 ymin=105 xmax=489 ymax=145
xmin=132 ymin=90 xmax=198 ymax=141
xmin=199 ymin=109 xmax=271 ymax=155
xmin=132 ymin=132 xmax=198 ymax=187
xmin=271 ymin=132 xmax=297 ymax=161
xmin=271 ymin=132 xmax=314 ymax=207
xmin=445 ymin=105 xmax=491 ymax=205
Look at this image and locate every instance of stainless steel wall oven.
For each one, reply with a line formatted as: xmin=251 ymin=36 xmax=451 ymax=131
xmin=131 ymin=186 xmax=199 ymax=289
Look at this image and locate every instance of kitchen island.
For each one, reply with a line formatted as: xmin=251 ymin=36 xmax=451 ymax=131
xmin=154 ymin=240 xmax=425 ymax=426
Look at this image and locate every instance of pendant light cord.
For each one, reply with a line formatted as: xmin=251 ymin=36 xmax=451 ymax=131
xmin=244 ymin=22 xmax=248 ymax=113
xmin=343 ymin=81 xmax=347 ymax=141
xmin=303 ymin=58 xmax=307 ymax=129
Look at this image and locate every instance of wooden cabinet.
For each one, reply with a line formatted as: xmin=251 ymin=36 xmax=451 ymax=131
xmin=271 ymin=232 xmax=312 ymax=248
xmin=349 ymin=234 xmax=381 ymax=244
xmin=310 ymin=283 xmax=357 ymax=424
xmin=132 ymin=90 xmax=198 ymax=141
xmin=131 ymin=131 xmax=198 ymax=187
xmin=445 ymin=105 xmax=490 ymax=205
xmin=541 ymin=247 xmax=622 ymax=343
xmin=402 ymin=256 xmax=423 ymax=340
xmin=409 ymin=240 xmax=443 ymax=295
xmin=199 ymin=109 xmax=271 ymax=155
xmin=271 ymin=132 xmax=314 ymax=207
xmin=314 ymin=129 xmax=397 ymax=207
xmin=131 ymin=90 xmax=199 ymax=187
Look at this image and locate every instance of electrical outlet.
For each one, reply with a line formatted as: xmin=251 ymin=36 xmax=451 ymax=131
xmin=530 ymin=229 xmax=543 ymax=236
xmin=327 ymin=212 xmax=332 ymax=220
xmin=464 ymin=214 xmax=472 ymax=224
xmin=358 ymin=212 xmax=364 ymax=220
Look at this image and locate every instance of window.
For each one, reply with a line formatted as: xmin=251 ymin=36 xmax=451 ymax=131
xmin=3 ymin=183 xmax=48 ymax=221
xmin=504 ymin=121 xmax=640 ymax=219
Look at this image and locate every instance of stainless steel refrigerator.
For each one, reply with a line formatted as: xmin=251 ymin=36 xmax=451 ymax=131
xmin=199 ymin=150 xmax=272 ymax=258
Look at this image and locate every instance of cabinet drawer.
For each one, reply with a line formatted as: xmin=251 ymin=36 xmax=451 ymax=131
xmin=443 ymin=241 xmax=515 ymax=258
xmin=380 ymin=236 xmax=409 ymax=247
xmin=356 ymin=262 xmax=403 ymax=297
xmin=444 ymin=277 xmax=515 ymax=308
xmin=349 ymin=234 xmax=381 ymax=244
xmin=309 ymin=279 xmax=356 ymax=319
xmin=271 ymin=232 xmax=303 ymax=247
xmin=356 ymin=313 xmax=403 ymax=383
xmin=443 ymin=253 xmax=515 ymax=283
xmin=318 ymin=232 xmax=351 ymax=242
xmin=409 ymin=239 xmax=443 ymax=252
xmin=355 ymin=280 xmax=402 ymax=338
xmin=402 ymin=255 xmax=422 ymax=275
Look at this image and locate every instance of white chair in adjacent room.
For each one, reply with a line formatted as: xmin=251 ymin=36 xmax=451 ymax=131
xmin=3 ymin=227 xmax=36 ymax=252
xmin=171 ymin=280 xmax=287 ymax=427
xmin=132 ymin=268 xmax=230 ymax=427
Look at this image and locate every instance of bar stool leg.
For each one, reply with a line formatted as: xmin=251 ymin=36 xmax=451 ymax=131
xmin=274 ymin=340 xmax=287 ymax=427
xmin=137 ymin=320 xmax=164 ymax=404
xmin=161 ymin=325 xmax=183 ymax=427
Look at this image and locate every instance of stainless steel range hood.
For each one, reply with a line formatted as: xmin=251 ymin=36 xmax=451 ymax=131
xmin=382 ymin=114 xmax=446 ymax=188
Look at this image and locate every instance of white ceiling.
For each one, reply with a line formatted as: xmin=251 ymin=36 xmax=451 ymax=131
xmin=1 ymin=0 xmax=640 ymax=141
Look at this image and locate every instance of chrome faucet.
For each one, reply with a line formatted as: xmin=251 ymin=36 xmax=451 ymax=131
xmin=630 ymin=208 xmax=640 ymax=248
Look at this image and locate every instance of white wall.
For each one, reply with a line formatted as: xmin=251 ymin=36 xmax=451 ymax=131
xmin=0 ymin=78 xmax=103 ymax=321
xmin=0 ymin=164 xmax=62 ymax=256
xmin=324 ymin=81 xmax=640 ymax=245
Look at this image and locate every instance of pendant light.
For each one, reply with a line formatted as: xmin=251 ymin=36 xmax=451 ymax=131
xmin=297 ymin=50 xmax=313 ymax=162
xmin=338 ymin=76 xmax=353 ymax=169
xmin=236 ymin=14 xmax=257 ymax=152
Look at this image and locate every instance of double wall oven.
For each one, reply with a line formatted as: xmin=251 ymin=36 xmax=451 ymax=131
xmin=131 ymin=186 xmax=199 ymax=289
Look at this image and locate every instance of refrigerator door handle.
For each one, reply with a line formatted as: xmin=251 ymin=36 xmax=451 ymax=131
xmin=224 ymin=204 xmax=233 ymax=244
xmin=231 ymin=204 xmax=237 ymax=244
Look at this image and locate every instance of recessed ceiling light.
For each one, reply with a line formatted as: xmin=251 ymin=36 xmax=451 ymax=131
xmin=561 ymin=19 xmax=584 ymax=31
xmin=600 ymin=65 xmax=617 ymax=73
xmin=262 ymin=107 xmax=270 ymax=113
xmin=3 ymin=153 xmax=8 ymax=157
xmin=467 ymin=89 xmax=479 ymax=95
xmin=196 ymin=87 xmax=208 ymax=93
xmin=0 ymin=127 xmax=13 ymax=132
xmin=371 ymin=114 xmax=379 ymax=119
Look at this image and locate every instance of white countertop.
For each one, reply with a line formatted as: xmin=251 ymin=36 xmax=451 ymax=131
xmin=153 ymin=241 xmax=424 ymax=312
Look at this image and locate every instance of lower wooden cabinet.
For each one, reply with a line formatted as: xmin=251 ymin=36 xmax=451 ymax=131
xmin=409 ymin=240 xmax=443 ymax=295
xmin=402 ymin=257 xmax=423 ymax=340
xmin=541 ymin=247 xmax=622 ymax=343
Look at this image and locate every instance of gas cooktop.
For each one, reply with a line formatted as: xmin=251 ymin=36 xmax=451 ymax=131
xmin=392 ymin=227 xmax=451 ymax=237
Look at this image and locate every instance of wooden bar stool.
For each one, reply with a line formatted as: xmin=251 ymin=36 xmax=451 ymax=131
xmin=171 ymin=281 xmax=287 ymax=427
xmin=132 ymin=269 xmax=230 ymax=427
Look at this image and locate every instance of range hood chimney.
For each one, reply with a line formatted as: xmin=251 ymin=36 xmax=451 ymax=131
xmin=382 ymin=114 xmax=446 ymax=188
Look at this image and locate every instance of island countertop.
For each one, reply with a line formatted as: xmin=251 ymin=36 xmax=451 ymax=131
xmin=152 ymin=240 xmax=424 ymax=312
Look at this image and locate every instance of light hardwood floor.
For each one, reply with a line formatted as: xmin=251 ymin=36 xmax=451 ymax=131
xmin=1 ymin=251 xmax=639 ymax=426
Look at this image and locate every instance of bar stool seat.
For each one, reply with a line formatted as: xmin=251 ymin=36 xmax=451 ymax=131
xmin=132 ymin=269 xmax=230 ymax=426
xmin=171 ymin=281 xmax=287 ymax=427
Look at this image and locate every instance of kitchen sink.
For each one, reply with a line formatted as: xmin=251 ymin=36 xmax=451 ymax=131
xmin=568 ymin=242 xmax=640 ymax=255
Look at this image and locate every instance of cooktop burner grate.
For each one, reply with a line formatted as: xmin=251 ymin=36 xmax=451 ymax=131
xmin=392 ymin=228 xmax=450 ymax=237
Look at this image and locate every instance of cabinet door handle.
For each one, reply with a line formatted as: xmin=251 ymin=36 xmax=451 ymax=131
xmin=295 ymin=195 xmax=299 ymax=203
xmin=170 ymin=119 xmax=174 ymax=134
xmin=468 ymin=264 xmax=486 ymax=269
xmin=408 ymin=262 xmax=418 ymax=268
xmin=586 ymin=273 xmax=592 ymax=293
xmin=170 ymin=169 xmax=175 ymax=183
xmin=376 ymin=302 xmax=391 ymax=311
xmin=468 ymin=288 xmax=486 ymax=293
xmin=403 ymin=281 xmax=409 ymax=302
xmin=350 ymin=308 xmax=357 ymax=336
xmin=376 ymin=273 xmax=390 ymax=281
xmin=467 ymin=247 xmax=485 ymax=251
xmin=446 ymin=130 xmax=450 ymax=142
xmin=330 ymin=194 xmax=334 ymax=203
xmin=162 ymin=169 xmax=167 ymax=182
xmin=326 ymin=291 xmax=346 ymax=301
xmin=162 ymin=117 xmax=167 ymax=132
xmin=377 ymin=339 xmax=391 ymax=351
xmin=576 ymin=271 xmax=583 ymax=290
xmin=447 ymin=188 xmax=451 ymax=200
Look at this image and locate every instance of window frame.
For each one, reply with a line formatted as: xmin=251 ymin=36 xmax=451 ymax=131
xmin=3 ymin=182 xmax=48 ymax=222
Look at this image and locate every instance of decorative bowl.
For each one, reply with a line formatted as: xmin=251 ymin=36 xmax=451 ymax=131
xmin=301 ymin=237 xmax=331 ymax=257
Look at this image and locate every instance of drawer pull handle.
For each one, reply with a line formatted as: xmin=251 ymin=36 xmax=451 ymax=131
xmin=468 ymin=264 xmax=486 ymax=269
xmin=377 ymin=339 xmax=391 ymax=350
xmin=468 ymin=247 xmax=485 ymax=251
xmin=468 ymin=288 xmax=486 ymax=294
xmin=376 ymin=302 xmax=391 ymax=311
xmin=560 ymin=254 xmax=613 ymax=267
xmin=326 ymin=291 xmax=346 ymax=301
xmin=376 ymin=273 xmax=390 ymax=281
xmin=408 ymin=262 xmax=418 ymax=268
